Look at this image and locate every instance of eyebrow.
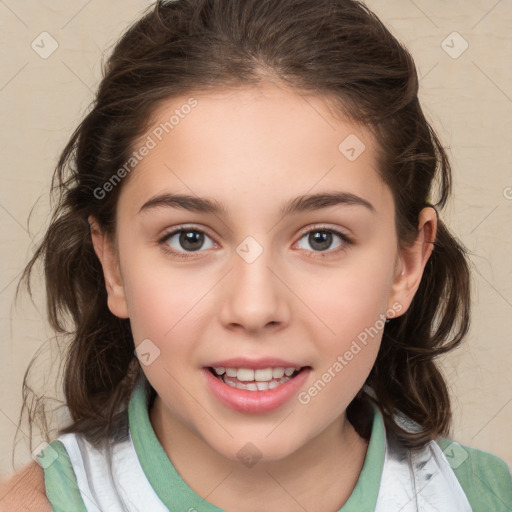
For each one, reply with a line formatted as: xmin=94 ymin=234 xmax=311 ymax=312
xmin=138 ymin=191 xmax=376 ymax=217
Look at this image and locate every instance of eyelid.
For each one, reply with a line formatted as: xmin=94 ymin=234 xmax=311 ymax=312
xmin=158 ymin=224 xmax=217 ymax=243
xmin=297 ymin=223 xmax=352 ymax=240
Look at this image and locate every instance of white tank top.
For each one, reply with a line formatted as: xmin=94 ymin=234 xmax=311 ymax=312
xmin=55 ymin=428 xmax=472 ymax=511
xmin=41 ymin=382 xmax=473 ymax=511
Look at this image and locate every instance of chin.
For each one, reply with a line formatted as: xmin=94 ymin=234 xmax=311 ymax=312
xmin=208 ymin=431 xmax=308 ymax=466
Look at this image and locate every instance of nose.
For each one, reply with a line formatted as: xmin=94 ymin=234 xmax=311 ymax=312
xmin=218 ymin=243 xmax=290 ymax=334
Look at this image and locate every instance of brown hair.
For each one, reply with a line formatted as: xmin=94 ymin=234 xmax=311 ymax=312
xmin=17 ymin=0 xmax=471 ymax=452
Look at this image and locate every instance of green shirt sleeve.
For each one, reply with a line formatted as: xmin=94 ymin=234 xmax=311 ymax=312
xmin=37 ymin=440 xmax=88 ymax=512
xmin=436 ymin=437 xmax=512 ymax=512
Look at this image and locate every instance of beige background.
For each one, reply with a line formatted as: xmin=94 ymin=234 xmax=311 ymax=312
xmin=1 ymin=0 xmax=511 ymax=479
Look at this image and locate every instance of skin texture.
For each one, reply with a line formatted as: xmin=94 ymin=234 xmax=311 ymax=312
xmin=0 ymin=461 xmax=51 ymax=512
xmin=90 ymin=81 xmax=437 ymax=512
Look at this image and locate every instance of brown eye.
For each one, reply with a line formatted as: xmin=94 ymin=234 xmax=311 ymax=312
xmin=159 ymin=227 xmax=217 ymax=259
xmin=307 ymin=231 xmax=334 ymax=251
xmin=175 ymin=230 xmax=205 ymax=251
xmin=296 ymin=227 xmax=353 ymax=256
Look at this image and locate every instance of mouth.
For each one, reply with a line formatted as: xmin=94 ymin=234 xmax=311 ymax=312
xmin=207 ymin=366 xmax=308 ymax=391
xmin=203 ymin=358 xmax=312 ymax=413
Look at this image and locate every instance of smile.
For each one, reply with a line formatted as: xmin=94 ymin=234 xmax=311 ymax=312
xmin=210 ymin=366 xmax=302 ymax=391
xmin=203 ymin=362 xmax=311 ymax=413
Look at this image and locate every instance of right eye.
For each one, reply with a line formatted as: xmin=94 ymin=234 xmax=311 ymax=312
xmin=158 ymin=226 xmax=217 ymax=259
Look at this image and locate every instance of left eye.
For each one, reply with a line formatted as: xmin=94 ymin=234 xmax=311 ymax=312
xmin=296 ymin=228 xmax=351 ymax=253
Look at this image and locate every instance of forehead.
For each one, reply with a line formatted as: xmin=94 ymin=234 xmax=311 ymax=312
xmin=119 ymin=83 xmax=391 ymax=217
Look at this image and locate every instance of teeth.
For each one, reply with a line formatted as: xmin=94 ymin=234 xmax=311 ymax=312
xmin=237 ymin=368 xmax=255 ymax=381
xmin=272 ymin=367 xmax=285 ymax=379
xmin=222 ymin=375 xmax=292 ymax=391
xmin=256 ymin=381 xmax=269 ymax=391
xmin=214 ymin=366 xmax=298 ymax=382
xmin=211 ymin=365 xmax=304 ymax=391
xmin=255 ymin=368 xmax=273 ymax=381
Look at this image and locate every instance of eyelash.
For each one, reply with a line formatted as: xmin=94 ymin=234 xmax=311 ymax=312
xmin=157 ymin=224 xmax=353 ymax=260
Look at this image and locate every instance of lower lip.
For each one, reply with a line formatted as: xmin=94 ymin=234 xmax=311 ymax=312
xmin=203 ymin=367 xmax=311 ymax=413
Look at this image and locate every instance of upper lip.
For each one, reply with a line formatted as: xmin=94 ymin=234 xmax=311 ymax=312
xmin=205 ymin=357 xmax=307 ymax=370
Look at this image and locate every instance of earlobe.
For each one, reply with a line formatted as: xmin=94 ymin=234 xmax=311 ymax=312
xmin=387 ymin=207 xmax=437 ymax=315
xmin=88 ymin=215 xmax=129 ymax=319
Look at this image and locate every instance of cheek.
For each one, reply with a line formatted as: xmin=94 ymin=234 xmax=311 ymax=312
xmin=296 ymin=264 xmax=391 ymax=418
xmin=122 ymin=244 xmax=211 ymax=342
xmin=294 ymin=245 xmax=396 ymax=413
xmin=297 ymin=343 xmax=378 ymax=430
xmin=123 ymin=256 xmax=209 ymax=406
xmin=302 ymin=250 xmax=397 ymax=346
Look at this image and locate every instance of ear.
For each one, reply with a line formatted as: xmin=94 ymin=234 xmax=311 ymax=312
xmin=387 ymin=207 xmax=437 ymax=316
xmin=88 ymin=215 xmax=129 ymax=319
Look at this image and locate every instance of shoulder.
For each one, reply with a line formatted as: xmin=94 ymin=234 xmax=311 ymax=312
xmin=0 ymin=460 xmax=52 ymax=512
xmin=436 ymin=437 xmax=512 ymax=511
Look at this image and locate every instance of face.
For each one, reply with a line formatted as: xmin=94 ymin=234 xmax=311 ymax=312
xmin=92 ymin=82 xmax=434 ymax=462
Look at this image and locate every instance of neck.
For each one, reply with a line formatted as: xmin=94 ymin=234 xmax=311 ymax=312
xmin=149 ymin=396 xmax=369 ymax=512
